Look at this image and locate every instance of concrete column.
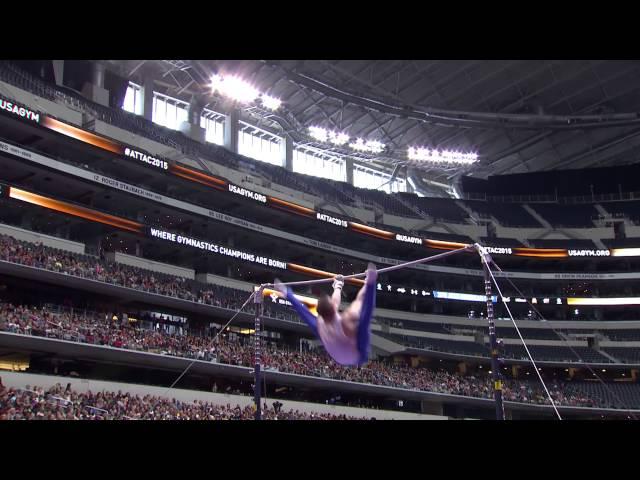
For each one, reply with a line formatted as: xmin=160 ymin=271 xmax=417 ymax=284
xmin=282 ymin=136 xmax=293 ymax=171
xmin=345 ymin=157 xmax=354 ymax=185
xmin=188 ymin=96 xmax=203 ymax=126
xmin=93 ymin=63 xmax=105 ymax=89
xmin=406 ymin=177 xmax=415 ymax=193
xmin=142 ymin=75 xmax=155 ymax=121
xmin=52 ymin=60 xmax=64 ymax=87
xmin=512 ymin=365 xmax=520 ymax=378
xmin=179 ymin=95 xmax=206 ymax=143
xmin=82 ymin=62 xmax=110 ymax=107
xmin=224 ymin=108 xmax=240 ymax=154
xmin=404 ymin=167 xmax=413 ymax=193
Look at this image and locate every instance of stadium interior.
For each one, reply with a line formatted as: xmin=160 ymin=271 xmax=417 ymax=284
xmin=1 ymin=59 xmax=640 ymax=420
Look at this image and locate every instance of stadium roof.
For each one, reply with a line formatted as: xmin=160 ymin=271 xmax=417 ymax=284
xmin=106 ymin=60 xmax=640 ymax=189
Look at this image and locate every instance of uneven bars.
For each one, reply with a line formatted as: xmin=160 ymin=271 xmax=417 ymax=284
xmin=262 ymin=244 xmax=475 ymax=288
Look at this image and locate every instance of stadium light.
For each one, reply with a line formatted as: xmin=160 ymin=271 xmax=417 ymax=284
xmin=349 ymin=138 xmax=385 ymax=153
xmin=309 ymin=126 xmax=329 ymax=142
xmin=211 ymin=74 xmax=259 ymax=104
xmin=261 ymin=94 xmax=282 ymax=111
xmin=407 ymin=147 xmax=478 ymax=165
xmin=309 ymin=126 xmax=350 ymax=146
xmin=309 ymin=127 xmax=384 ymax=152
xmin=330 ymin=132 xmax=350 ymax=146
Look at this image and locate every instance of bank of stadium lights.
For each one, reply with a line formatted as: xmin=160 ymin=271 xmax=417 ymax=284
xmin=407 ymin=147 xmax=478 ymax=166
xmin=349 ymin=138 xmax=385 ymax=154
xmin=210 ymin=74 xmax=281 ymax=110
xmin=211 ymin=74 xmax=258 ymax=103
xmin=309 ymin=126 xmax=350 ymax=146
xmin=308 ymin=127 xmax=385 ymax=153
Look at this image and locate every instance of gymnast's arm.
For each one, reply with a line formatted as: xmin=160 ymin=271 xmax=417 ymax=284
xmin=331 ymin=275 xmax=344 ymax=310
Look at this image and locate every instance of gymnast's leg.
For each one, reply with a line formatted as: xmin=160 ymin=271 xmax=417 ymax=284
xmin=356 ymin=263 xmax=377 ymax=365
xmin=274 ymin=280 xmax=319 ymax=338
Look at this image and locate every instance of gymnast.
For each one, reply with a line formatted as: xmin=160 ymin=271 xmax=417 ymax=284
xmin=274 ymin=263 xmax=377 ymax=366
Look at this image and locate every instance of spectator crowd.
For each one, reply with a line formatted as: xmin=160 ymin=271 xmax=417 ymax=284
xmin=0 ymin=382 xmax=365 ymax=420
xmin=0 ymin=302 xmax=612 ymax=409
xmin=0 ymin=235 xmax=298 ymax=323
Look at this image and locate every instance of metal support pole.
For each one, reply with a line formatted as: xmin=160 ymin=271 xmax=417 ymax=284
xmin=254 ymin=286 xmax=264 ymax=420
xmin=475 ymin=244 xmax=505 ymax=420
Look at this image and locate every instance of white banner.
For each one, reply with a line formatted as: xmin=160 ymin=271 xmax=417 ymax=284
xmin=148 ymin=227 xmax=287 ymax=269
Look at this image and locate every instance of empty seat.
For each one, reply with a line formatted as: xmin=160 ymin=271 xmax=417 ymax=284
xmin=465 ymin=201 xmax=541 ymax=227
xmin=604 ymin=347 xmax=640 ymax=364
xmin=503 ymin=345 xmax=612 ymax=363
xmin=529 ymin=203 xmax=598 ymax=228
xmin=414 ymin=230 xmax=474 ymax=244
xmin=528 ymin=238 xmax=598 ymax=249
xmin=480 ymin=237 xmax=524 ymax=248
xmin=601 ymin=238 xmax=640 ymax=248
xmin=400 ymin=197 xmax=470 ymax=223
xmin=356 ymin=189 xmax=421 ymax=218
xmin=599 ymin=201 xmax=640 ymax=224
xmin=603 ymin=330 xmax=640 ymax=341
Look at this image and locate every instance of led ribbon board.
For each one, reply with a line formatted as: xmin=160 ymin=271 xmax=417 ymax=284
xmin=5 ymin=184 xmax=366 ymax=287
xmin=3 ymin=94 xmax=633 ymax=259
xmin=42 ymin=116 xmax=169 ymax=171
xmin=610 ymin=248 xmax=640 ymax=257
xmin=0 ymin=98 xmax=41 ymax=123
xmin=9 ymin=184 xmax=640 ymax=298
xmin=433 ymin=291 xmax=498 ymax=303
xmin=9 ymin=187 xmax=143 ymax=233
xmin=148 ymin=227 xmax=287 ymax=270
xmin=567 ymin=297 xmax=640 ymax=306
xmin=0 ymin=96 xmax=169 ymax=173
